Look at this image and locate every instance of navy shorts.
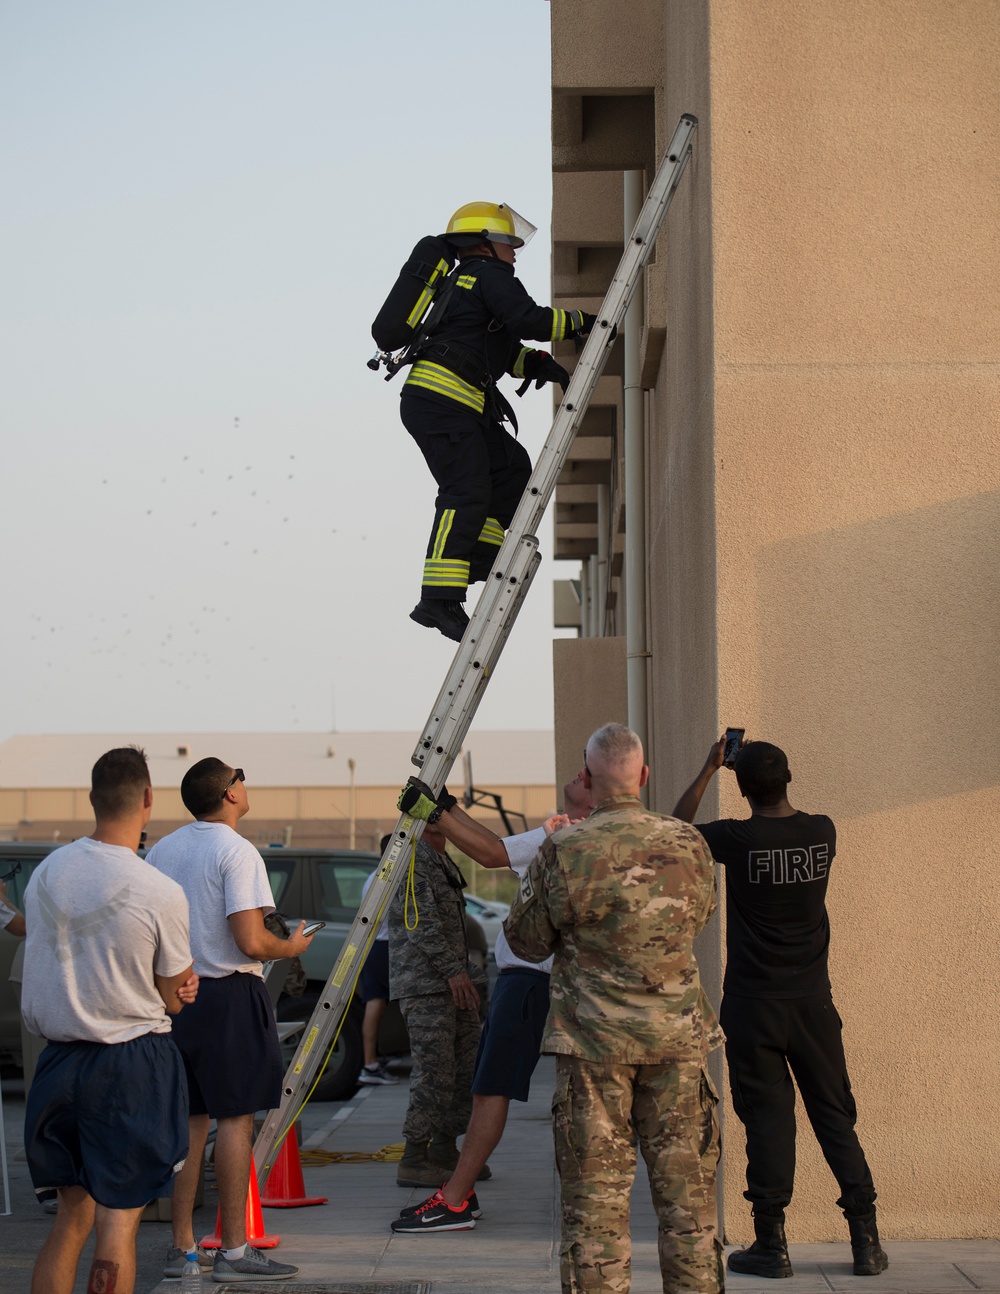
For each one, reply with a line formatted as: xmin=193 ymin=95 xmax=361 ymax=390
xmin=471 ymin=968 xmax=550 ymax=1102
xmin=359 ymin=940 xmax=390 ymax=1004
xmin=24 ymin=1032 xmax=188 ymax=1209
xmin=170 ymin=972 xmax=282 ymax=1118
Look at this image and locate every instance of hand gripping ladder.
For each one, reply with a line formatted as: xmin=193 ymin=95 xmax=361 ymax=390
xmin=253 ymin=114 xmax=698 ymax=1182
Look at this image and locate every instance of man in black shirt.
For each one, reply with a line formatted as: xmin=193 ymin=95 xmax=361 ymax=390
xmin=674 ymin=738 xmax=888 ymax=1279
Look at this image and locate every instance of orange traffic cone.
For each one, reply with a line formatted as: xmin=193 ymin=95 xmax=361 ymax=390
xmin=261 ymin=1126 xmax=328 ymax=1208
xmin=200 ymin=1154 xmax=281 ymax=1250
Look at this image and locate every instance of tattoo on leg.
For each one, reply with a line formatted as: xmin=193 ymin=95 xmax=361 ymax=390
xmin=87 ymin=1258 xmax=120 ymax=1293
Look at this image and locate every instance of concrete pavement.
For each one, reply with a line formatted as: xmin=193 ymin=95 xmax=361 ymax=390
xmin=157 ymin=1056 xmax=999 ymax=1294
xmin=2 ymin=1060 xmax=997 ymax=1293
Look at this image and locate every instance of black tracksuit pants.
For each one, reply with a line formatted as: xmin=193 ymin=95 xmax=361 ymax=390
xmin=401 ymin=389 xmax=531 ymax=602
xmin=720 ymin=993 xmax=876 ymax=1214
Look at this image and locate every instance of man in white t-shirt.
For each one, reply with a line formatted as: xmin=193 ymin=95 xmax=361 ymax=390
xmin=391 ymin=770 xmax=593 ymax=1233
xmin=22 ymin=746 xmax=196 ymax=1294
xmin=148 ymin=758 xmax=315 ymax=1285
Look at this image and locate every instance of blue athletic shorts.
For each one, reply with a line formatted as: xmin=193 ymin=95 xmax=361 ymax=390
xmin=359 ymin=940 xmax=390 ymax=1004
xmin=471 ymin=968 xmax=550 ymax=1102
xmin=170 ymin=972 xmax=282 ymax=1118
xmin=24 ymin=1032 xmax=188 ymax=1209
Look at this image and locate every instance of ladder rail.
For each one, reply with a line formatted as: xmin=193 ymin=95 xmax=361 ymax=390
xmin=253 ymin=541 xmax=542 ymax=1180
xmin=253 ymin=113 xmax=698 ymax=1183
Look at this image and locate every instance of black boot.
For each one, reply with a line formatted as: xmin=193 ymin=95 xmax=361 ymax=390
xmin=846 ymin=1208 xmax=889 ymax=1276
xmin=727 ymin=1210 xmax=793 ymax=1279
xmin=410 ymin=598 xmax=469 ymax=642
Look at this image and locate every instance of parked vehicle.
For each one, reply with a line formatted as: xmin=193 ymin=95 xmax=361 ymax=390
xmin=0 ymin=842 xmax=486 ymax=1102
xmin=464 ymin=894 xmax=511 ymax=959
xmin=260 ymin=845 xmax=487 ymax=1099
xmin=0 ymin=844 xmax=53 ymax=1073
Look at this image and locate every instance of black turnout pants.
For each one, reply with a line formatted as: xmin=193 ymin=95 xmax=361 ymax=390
xmin=720 ymin=993 xmax=875 ymax=1214
xmin=401 ymin=389 xmax=531 ymax=601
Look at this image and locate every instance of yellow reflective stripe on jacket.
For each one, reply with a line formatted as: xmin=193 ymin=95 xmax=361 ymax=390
xmin=550 ymin=308 xmax=570 ymax=342
xmin=405 ymin=361 xmax=485 ymax=414
xmin=456 ymin=275 xmax=477 ymax=290
xmin=512 ymin=347 xmax=531 ymax=379
xmin=478 ymin=517 xmax=505 ymax=547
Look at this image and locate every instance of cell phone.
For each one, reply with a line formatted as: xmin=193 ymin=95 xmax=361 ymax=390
xmin=302 ymin=920 xmax=326 ymax=937
xmin=723 ymin=728 xmax=745 ymax=768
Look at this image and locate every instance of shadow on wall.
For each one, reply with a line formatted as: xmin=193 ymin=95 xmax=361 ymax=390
xmin=756 ymin=490 xmax=1000 ymax=820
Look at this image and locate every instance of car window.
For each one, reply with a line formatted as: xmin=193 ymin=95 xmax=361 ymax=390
xmin=0 ymin=855 xmax=45 ymax=908
xmin=316 ymin=860 xmax=375 ymax=924
xmin=266 ymin=860 xmax=295 ymax=908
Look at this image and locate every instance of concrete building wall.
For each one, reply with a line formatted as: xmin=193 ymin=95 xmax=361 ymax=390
xmin=0 ymin=783 xmax=555 ymax=830
xmin=549 ymin=0 xmax=999 ymax=1243
xmin=552 ymin=637 xmax=629 ymax=790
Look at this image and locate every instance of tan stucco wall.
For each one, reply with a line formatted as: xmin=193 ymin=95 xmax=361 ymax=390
xmin=551 ymin=0 xmax=999 ymax=1245
xmin=0 ymin=784 xmax=556 ymax=834
xmin=703 ymin=0 xmax=1000 ymax=1243
xmin=553 ymin=637 xmax=629 ymax=791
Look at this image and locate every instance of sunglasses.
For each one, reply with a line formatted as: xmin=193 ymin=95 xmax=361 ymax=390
xmin=222 ymin=768 xmax=245 ymax=797
xmin=583 ymin=749 xmax=592 ymax=777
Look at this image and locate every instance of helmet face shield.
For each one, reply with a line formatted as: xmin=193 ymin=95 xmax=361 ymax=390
xmin=443 ymin=202 xmax=537 ymax=250
xmin=494 ymin=204 xmax=536 ymax=249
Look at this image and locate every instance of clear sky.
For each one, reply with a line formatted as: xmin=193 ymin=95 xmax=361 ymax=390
xmin=0 ymin=0 xmax=579 ymax=742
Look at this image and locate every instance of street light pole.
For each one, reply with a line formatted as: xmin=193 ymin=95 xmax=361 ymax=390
xmin=347 ymin=758 xmax=356 ymax=851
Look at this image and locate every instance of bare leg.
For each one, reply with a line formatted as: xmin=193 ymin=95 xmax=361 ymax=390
xmin=441 ymin=1094 xmax=510 ymax=1206
xmin=170 ymin=1114 xmax=210 ymax=1251
xmin=362 ymin=998 xmax=387 ymax=1068
xmin=87 ymin=1204 xmax=144 ymax=1294
xmin=215 ymin=1113 xmax=254 ymax=1250
xmin=31 ymin=1185 xmax=96 ymax=1294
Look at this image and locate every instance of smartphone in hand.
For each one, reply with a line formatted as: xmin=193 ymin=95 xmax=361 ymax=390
xmin=723 ymin=728 xmax=745 ymax=768
xmin=302 ymin=920 xmax=326 ymax=937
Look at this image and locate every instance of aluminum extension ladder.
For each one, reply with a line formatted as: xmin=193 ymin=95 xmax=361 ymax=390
xmin=253 ymin=113 xmax=699 ymax=1182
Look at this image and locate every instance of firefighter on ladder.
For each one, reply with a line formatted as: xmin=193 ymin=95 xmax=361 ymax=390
xmin=404 ymin=202 xmax=596 ymax=642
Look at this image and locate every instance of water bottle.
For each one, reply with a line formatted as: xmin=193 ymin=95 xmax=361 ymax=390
xmin=180 ymin=1250 xmax=202 ymax=1292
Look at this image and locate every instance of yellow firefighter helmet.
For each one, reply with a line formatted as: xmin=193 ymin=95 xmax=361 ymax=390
xmin=442 ymin=202 xmax=537 ymax=249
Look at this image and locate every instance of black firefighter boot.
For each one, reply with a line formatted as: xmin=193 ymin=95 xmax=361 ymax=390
xmin=727 ymin=1208 xmax=794 ymax=1279
xmin=410 ymin=598 xmax=469 ymax=642
xmin=845 ymin=1207 xmax=889 ymax=1276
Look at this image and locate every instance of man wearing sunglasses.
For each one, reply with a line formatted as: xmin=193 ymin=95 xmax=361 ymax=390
xmin=148 ymin=758 xmax=316 ymax=1285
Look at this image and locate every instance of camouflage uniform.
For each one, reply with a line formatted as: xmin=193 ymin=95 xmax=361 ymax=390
xmin=505 ymin=795 xmax=724 ymax=1294
xmin=388 ymin=838 xmax=486 ymax=1144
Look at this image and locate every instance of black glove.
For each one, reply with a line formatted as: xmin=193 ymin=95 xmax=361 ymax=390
xmin=522 ymin=349 xmax=570 ymax=392
xmin=575 ymin=311 xmax=598 ymax=337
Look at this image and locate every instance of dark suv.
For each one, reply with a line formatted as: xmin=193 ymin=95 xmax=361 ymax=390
xmin=0 ymin=842 xmax=486 ymax=1101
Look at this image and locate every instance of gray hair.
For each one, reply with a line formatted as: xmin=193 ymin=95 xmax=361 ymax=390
xmin=585 ymin=724 xmax=644 ymax=780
